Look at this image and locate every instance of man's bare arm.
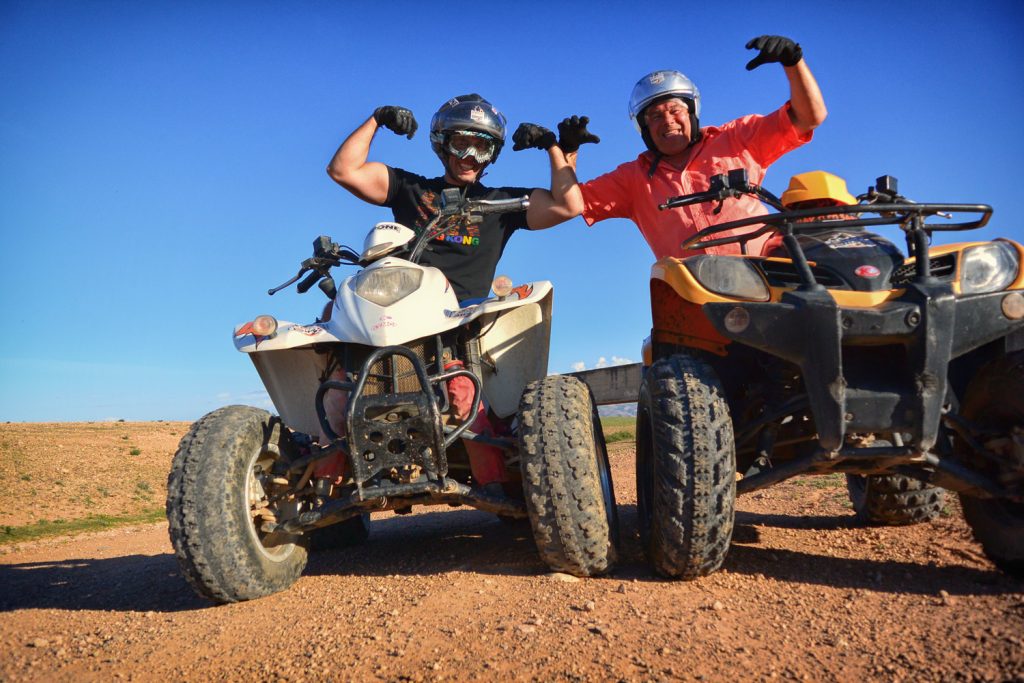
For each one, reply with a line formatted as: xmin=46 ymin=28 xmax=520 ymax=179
xmin=785 ymin=60 xmax=827 ymax=134
xmin=326 ymin=106 xmax=417 ymax=205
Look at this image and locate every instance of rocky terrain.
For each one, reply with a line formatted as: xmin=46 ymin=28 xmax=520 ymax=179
xmin=0 ymin=421 xmax=1021 ymax=681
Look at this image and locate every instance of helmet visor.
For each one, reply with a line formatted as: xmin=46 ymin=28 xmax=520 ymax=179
xmin=445 ymin=132 xmax=496 ymax=163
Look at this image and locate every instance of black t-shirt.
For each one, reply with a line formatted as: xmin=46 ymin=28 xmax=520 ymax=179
xmin=383 ymin=166 xmax=532 ymax=301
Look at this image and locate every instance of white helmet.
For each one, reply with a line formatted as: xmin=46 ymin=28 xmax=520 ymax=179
xmin=628 ymin=70 xmax=702 ymax=152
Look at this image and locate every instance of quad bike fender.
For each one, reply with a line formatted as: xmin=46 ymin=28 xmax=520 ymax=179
xmin=248 ymin=347 xmax=328 ymax=438
xmin=448 ymin=280 xmax=553 ymax=324
xmin=234 ymin=279 xmax=553 ymax=434
xmin=475 ymin=284 xmax=553 ymax=418
xmin=235 ymin=320 xmax=339 ymax=353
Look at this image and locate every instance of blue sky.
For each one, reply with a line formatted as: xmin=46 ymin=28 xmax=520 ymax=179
xmin=2 ymin=0 xmax=1023 ymax=421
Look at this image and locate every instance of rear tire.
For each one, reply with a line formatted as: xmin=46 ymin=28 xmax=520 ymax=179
xmin=956 ymin=351 xmax=1024 ymax=578
xmin=636 ymin=354 xmax=735 ymax=579
xmin=518 ymin=375 xmax=618 ymax=576
xmin=845 ymin=472 xmax=946 ymax=526
xmin=167 ymin=405 xmax=308 ymax=603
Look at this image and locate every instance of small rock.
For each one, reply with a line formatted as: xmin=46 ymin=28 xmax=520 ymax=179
xmin=546 ymin=572 xmax=580 ymax=583
xmin=28 ymin=638 xmax=48 ymax=648
xmin=939 ymin=590 xmax=956 ymax=606
xmin=616 ymin=583 xmax=627 ymax=594
xmin=583 ymin=600 xmax=596 ymax=612
xmin=517 ymin=624 xmax=536 ymax=634
xmin=712 ymin=601 xmax=725 ymax=611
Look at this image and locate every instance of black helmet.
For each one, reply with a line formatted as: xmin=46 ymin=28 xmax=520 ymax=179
xmin=429 ymin=94 xmax=507 ymax=164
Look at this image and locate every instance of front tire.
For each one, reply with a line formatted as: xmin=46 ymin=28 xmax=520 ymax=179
xmin=636 ymin=354 xmax=736 ymax=579
xmin=518 ymin=376 xmax=618 ymax=576
xmin=167 ymin=405 xmax=309 ymax=603
xmin=956 ymin=351 xmax=1024 ymax=578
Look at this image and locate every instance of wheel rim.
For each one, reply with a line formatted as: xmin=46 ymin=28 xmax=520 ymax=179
xmin=244 ymin=445 xmax=297 ymax=561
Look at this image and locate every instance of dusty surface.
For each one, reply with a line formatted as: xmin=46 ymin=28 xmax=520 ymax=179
xmin=0 ymin=422 xmax=183 ymax=528
xmin=1 ymin=423 xmax=1022 ymax=682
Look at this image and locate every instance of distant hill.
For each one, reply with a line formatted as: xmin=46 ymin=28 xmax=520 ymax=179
xmin=598 ymin=403 xmax=638 ymax=417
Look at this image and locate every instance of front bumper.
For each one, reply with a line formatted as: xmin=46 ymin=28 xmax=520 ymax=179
xmin=704 ymin=284 xmax=1024 ymax=451
xmin=315 ymin=345 xmax=482 ymax=495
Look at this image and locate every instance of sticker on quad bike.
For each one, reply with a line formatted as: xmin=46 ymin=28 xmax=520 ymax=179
xmin=822 ymin=232 xmax=881 ymax=249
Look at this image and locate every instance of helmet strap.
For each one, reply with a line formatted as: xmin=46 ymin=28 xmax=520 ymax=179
xmin=646 ymin=151 xmax=663 ymax=178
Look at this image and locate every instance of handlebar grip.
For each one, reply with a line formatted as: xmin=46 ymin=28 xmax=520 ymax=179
xmin=296 ymin=271 xmax=322 ymax=294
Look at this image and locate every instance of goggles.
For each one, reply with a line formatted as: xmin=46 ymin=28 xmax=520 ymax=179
xmin=445 ymin=132 xmax=496 ymax=163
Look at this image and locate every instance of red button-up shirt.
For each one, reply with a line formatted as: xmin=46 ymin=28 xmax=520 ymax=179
xmin=580 ymin=104 xmax=812 ymax=259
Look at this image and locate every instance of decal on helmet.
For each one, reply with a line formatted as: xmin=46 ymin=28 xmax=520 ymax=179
xmin=469 ymin=107 xmax=486 ymax=123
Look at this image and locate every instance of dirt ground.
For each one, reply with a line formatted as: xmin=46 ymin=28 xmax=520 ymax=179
xmin=0 ymin=422 xmax=1022 ymax=682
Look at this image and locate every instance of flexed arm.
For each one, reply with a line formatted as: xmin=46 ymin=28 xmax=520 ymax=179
xmin=326 ymin=106 xmax=418 ymax=204
xmin=746 ymin=35 xmax=827 ymax=134
xmin=511 ymin=122 xmax=586 ymax=229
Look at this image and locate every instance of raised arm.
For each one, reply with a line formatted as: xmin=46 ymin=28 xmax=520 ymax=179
xmin=745 ymin=35 xmax=827 ymax=134
xmin=326 ymin=106 xmax=418 ymax=205
xmin=510 ymin=122 xmax=585 ymax=230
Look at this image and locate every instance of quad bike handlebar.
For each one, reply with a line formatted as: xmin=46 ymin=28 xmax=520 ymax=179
xmin=661 ymin=170 xmax=992 ymax=257
xmin=408 ymin=189 xmax=529 ymax=263
xmin=268 ymin=191 xmax=531 ymax=298
xmin=268 ymin=237 xmax=361 ymax=297
xmin=660 ymin=168 xmax=785 ymax=213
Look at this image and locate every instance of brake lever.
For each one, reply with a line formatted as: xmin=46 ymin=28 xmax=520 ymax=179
xmin=268 ymin=268 xmax=307 ymax=296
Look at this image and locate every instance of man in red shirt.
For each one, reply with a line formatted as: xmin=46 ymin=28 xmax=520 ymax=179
xmin=562 ymin=35 xmax=827 ymax=259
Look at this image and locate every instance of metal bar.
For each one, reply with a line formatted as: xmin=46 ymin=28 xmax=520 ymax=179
xmin=567 ymin=363 xmax=643 ymax=405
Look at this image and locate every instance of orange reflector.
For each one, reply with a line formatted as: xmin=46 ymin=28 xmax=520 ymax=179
xmin=491 ymin=275 xmax=514 ymax=298
xmin=251 ymin=315 xmax=278 ymax=337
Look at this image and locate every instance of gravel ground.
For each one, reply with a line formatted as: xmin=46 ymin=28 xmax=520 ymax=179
xmin=0 ymin=428 xmax=1022 ymax=682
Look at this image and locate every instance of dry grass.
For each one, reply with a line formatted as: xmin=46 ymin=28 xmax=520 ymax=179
xmin=0 ymin=421 xmax=188 ymax=533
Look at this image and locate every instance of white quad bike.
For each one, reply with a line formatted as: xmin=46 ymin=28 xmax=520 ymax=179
xmin=167 ymin=188 xmax=618 ymax=603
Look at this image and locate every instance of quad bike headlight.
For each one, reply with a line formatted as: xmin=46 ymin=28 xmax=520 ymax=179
xmin=684 ymin=255 xmax=770 ymax=301
xmin=353 ymin=267 xmax=423 ymax=306
xmin=960 ymin=241 xmax=1020 ymax=295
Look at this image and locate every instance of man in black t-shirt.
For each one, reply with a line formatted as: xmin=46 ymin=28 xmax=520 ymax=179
xmin=383 ymin=166 xmax=531 ymax=301
xmin=327 ymin=93 xmax=590 ymax=301
xmin=320 ymin=94 xmax=595 ymax=490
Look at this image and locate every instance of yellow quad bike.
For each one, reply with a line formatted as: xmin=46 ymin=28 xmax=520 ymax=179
xmin=636 ymin=169 xmax=1024 ymax=580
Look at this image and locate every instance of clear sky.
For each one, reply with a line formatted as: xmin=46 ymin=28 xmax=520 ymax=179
xmin=2 ymin=0 xmax=1023 ymax=422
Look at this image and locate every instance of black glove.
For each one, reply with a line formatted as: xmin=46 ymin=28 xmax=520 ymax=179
xmin=373 ymin=106 xmax=417 ymax=139
xmin=557 ymin=115 xmax=600 ymax=154
xmin=512 ymin=123 xmax=557 ymax=151
xmin=745 ymin=35 xmax=803 ymax=70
